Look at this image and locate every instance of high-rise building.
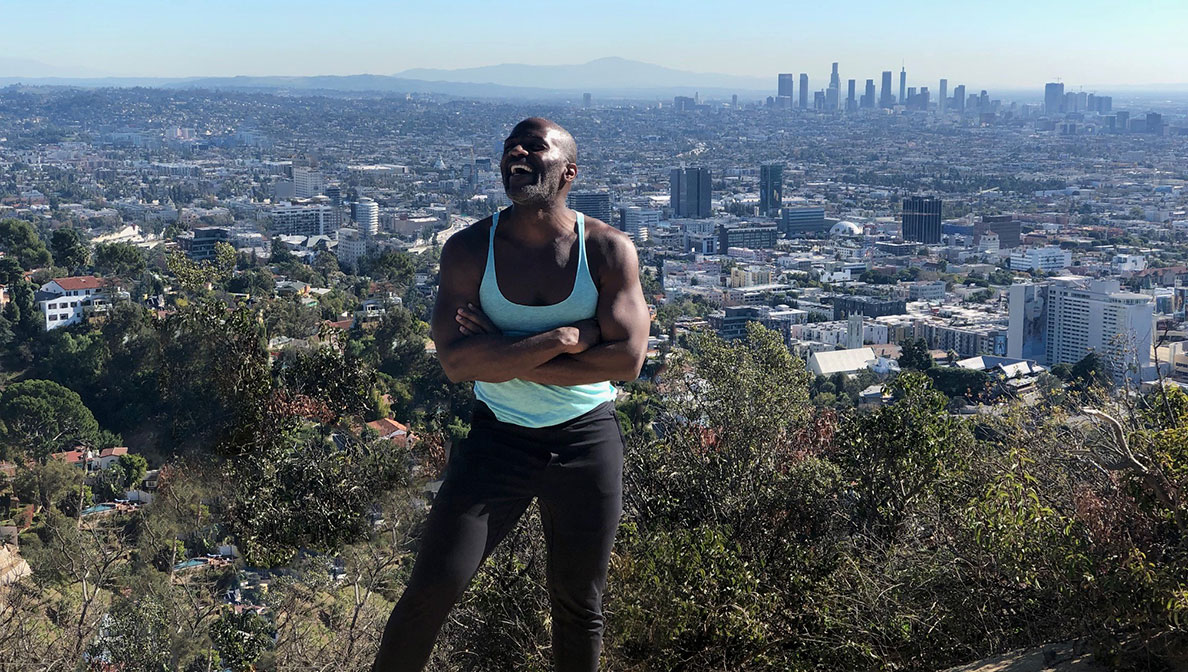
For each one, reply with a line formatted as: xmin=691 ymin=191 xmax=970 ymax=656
xmin=567 ymin=190 xmax=613 ymax=224
xmin=618 ymin=206 xmax=658 ymax=242
xmin=781 ymin=207 xmax=828 ymax=235
xmin=901 ymin=196 xmax=942 ymax=244
xmin=829 ymin=62 xmax=840 ymax=92
xmin=825 ymin=87 xmax=839 ymax=111
xmin=880 ymin=71 xmax=893 ymax=107
xmin=828 ymin=63 xmax=840 ymax=110
xmin=583 ymin=92 xmax=592 ymax=108
xmin=899 ymin=67 xmax=907 ymax=105
xmin=271 ymin=197 xmax=337 ymax=238
xmin=670 ymin=168 xmax=712 ymax=218
xmin=799 ymin=73 xmax=809 ymax=108
xmin=1044 ymin=82 xmax=1065 ymax=115
xmin=759 ymin=163 xmax=784 ymax=217
xmin=939 ymin=79 xmax=948 ymax=113
xmin=1009 ymin=278 xmax=1153 ymax=382
xmin=293 ymin=166 xmax=324 ymax=199
xmin=1147 ymin=112 xmax=1164 ymax=135
xmin=846 ymin=79 xmax=856 ymax=112
xmin=352 ymin=197 xmax=379 ymax=236
xmin=862 ymin=79 xmax=876 ymax=108
xmin=778 ymin=73 xmax=795 ymax=98
xmin=975 ymin=214 xmax=1021 ymax=249
xmin=952 ymin=84 xmax=966 ymax=112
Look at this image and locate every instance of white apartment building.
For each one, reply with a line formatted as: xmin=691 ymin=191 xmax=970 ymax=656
xmin=354 ymin=197 xmax=379 ymax=236
xmin=1009 ymin=277 xmax=1154 ymax=381
xmin=37 ymin=276 xmax=106 ymax=330
xmin=1009 ymin=246 xmax=1071 ymax=272
xmin=271 ymin=198 xmax=337 ymax=238
xmin=335 ymin=227 xmax=368 ymax=271
xmin=619 ymin=206 xmax=658 ymax=242
xmin=293 ymin=167 xmax=324 ymax=199
xmin=1111 ymin=254 xmax=1147 ymax=273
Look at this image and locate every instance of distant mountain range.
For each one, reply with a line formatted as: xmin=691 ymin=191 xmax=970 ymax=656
xmin=0 ymin=58 xmax=774 ymax=100
xmin=2 ymin=57 xmax=1186 ymax=99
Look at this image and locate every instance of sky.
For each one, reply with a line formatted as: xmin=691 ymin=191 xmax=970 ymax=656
xmin=2 ymin=0 xmax=1186 ymax=89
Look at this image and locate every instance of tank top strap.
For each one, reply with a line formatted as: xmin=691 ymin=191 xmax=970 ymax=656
xmin=485 ymin=210 xmax=500 ymax=280
xmin=575 ymin=211 xmax=593 ymax=287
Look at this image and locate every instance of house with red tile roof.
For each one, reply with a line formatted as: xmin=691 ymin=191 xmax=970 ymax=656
xmin=36 ymin=276 xmax=112 ymax=330
xmin=365 ymin=418 xmax=417 ymax=448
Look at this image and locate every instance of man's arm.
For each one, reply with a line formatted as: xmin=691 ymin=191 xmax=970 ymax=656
xmin=520 ymin=229 xmax=649 ymax=386
xmin=430 ymin=227 xmax=591 ymax=384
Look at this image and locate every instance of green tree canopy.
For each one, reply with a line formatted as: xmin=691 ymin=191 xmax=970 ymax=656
xmin=0 ymin=379 xmax=100 ymax=462
xmin=50 ymin=226 xmax=89 ymax=271
xmin=897 ymin=337 xmax=934 ymax=370
xmin=92 ymin=241 xmax=147 ymax=279
xmin=0 ymin=218 xmax=52 ymax=269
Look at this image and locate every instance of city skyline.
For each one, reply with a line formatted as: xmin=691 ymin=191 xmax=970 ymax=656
xmin=2 ymin=0 xmax=1187 ymax=89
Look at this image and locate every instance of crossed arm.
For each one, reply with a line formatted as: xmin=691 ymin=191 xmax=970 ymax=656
xmin=431 ymin=228 xmax=649 ymax=386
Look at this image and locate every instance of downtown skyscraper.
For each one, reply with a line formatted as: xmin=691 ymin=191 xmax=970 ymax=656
xmin=901 ymin=196 xmax=942 ymax=244
xmin=670 ymin=167 xmax=712 ymax=218
xmin=759 ymin=163 xmax=783 ymax=217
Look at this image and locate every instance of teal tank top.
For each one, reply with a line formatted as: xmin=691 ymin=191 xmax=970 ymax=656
xmin=473 ymin=210 xmax=617 ymax=428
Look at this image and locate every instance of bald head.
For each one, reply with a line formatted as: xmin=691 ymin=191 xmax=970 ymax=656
xmin=509 ymin=117 xmax=577 ymax=164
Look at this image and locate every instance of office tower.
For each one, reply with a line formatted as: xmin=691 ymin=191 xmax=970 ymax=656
xmin=1147 ymin=112 xmax=1164 ymax=135
xmin=618 ymin=206 xmax=658 ymax=242
xmin=583 ymin=92 xmax=592 ymax=108
xmin=863 ymin=79 xmax=876 ymax=108
xmin=778 ymin=73 xmax=795 ymax=97
xmin=351 ymin=197 xmax=379 ymax=236
xmin=1115 ymin=110 xmax=1130 ymax=131
xmin=324 ymin=184 xmax=342 ymax=207
xmin=899 ymin=67 xmax=906 ymax=105
xmin=918 ymin=87 xmax=930 ymax=110
xmin=880 ymin=71 xmax=893 ymax=107
xmin=814 ymin=90 xmax=826 ymax=110
xmin=975 ymin=214 xmax=1021 ymax=249
xmin=1097 ymin=95 xmax=1112 ymax=113
xmin=828 ymin=63 xmax=840 ymax=110
xmin=670 ymin=167 xmax=711 ymax=218
xmin=952 ymin=84 xmax=966 ymax=112
xmin=798 ymin=73 xmax=809 ymax=108
xmin=759 ymin=163 xmax=784 ymax=217
xmin=1009 ymin=278 xmax=1153 ymax=382
xmin=907 ymin=87 xmax=916 ymax=101
xmin=567 ymin=190 xmax=613 ymax=224
xmin=901 ymin=196 xmax=942 ymax=244
xmin=781 ymin=207 xmax=827 ymax=235
xmin=732 ymin=94 xmax=738 ymax=108
xmin=1044 ymin=82 xmax=1064 ymax=115
xmin=293 ymin=166 xmax=324 ymax=199
xmin=939 ymin=79 xmax=948 ymax=113
xmin=846 ymin=79 xmax=856 ymax=112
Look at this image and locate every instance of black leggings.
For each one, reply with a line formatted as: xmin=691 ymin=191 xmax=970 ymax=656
xmin=373 ymin=401 xmax=625 ymax=672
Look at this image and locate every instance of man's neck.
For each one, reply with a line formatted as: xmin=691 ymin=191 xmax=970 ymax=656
xmin=501 ymin=201 xmax=576 ymax=244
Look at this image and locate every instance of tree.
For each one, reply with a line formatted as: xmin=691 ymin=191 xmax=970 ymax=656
xmin=92 ymin=241 xmax=147 ymax=279
xmin=359 ymin=249 xmax=415 ymax=287
xmin=50 ymin=227 xmax=89 ymax=272
xmin=0 ymin=379 xmax=100 ymax=463
xmin=1070 ymin=352 xmax=1111 ymax=390
xmin=210 ymin=609 xmax=275 ymax=671
xmin=897 ymin=337 xmax=933 ymax=370
xmin=0 ymin=218 xmax=52 ymax=269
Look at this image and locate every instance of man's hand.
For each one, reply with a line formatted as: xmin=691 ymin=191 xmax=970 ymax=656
xmin=569 ymin=318 xmax=601 ymax=354
xmin=455 ymin=302 xmax=500 ymax=336
xmin=456 ymin=304 xmax=599 ymax=355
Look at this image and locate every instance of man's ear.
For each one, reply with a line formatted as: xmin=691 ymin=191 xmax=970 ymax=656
xmin=564 ymin=162 xmax=578 ymax=184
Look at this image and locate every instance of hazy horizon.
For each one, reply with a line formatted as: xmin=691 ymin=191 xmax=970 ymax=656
xmin=2 ymin=0 xmax=1187 ymax=91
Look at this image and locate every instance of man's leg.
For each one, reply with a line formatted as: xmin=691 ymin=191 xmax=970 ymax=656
xmin=372 ymin=414 xmax=542 ymax=672
xmin=538 ymin=405 xmax=625 ymax=672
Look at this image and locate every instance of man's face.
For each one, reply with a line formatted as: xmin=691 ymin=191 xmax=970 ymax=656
xmin=500 ymin=124 xmax=574 ymax=206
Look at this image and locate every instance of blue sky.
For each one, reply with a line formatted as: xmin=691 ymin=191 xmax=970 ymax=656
xmin=2 ymin=0 xmax=1186 ymax=87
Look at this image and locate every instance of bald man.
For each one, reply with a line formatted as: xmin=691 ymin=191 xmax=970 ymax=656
xmin=372 ymin=118 xmax=649 ymax=671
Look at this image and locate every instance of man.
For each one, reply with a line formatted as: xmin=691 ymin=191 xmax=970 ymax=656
xmin=372 ymin=117 xmax=649 ymax=671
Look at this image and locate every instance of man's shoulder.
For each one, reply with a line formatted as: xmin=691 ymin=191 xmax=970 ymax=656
xmin=442 ymin=217 xmax=493 ymax=259
xmin=583 ymin=215 xmax=634 ymax=256
xmin=582 ymin=215 xmax=638 ymax=277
